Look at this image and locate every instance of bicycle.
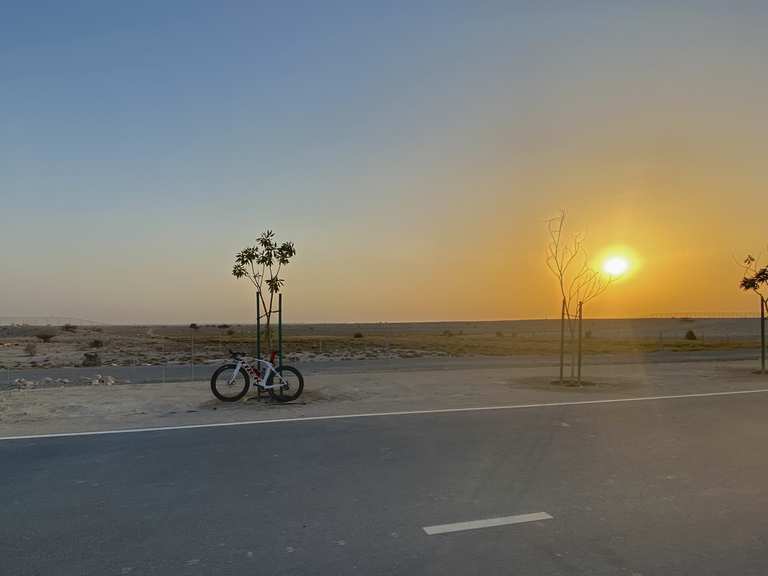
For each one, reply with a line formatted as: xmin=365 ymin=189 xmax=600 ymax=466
xmin=210 ymin=349 xmax=304 ymax=403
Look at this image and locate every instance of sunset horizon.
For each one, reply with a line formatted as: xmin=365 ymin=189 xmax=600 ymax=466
xmin=3 ymin=2 xmax=766 ymax=324
xmin=5 ymin=5 xmax=768 ymax=574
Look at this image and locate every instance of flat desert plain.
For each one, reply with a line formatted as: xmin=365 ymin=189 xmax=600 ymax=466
xmin=0 ymin=317 xmax=761 ymax=372
xmin=1 ymin=317 xmax=767 ymax=438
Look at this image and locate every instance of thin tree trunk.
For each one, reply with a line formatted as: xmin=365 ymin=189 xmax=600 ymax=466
xmin=577 ymin=301 xmax=583 ymax=385
xmin=761 ymin=295 xmax=766 ymax=374
xmin=264 ymin=313 xmax=272 ymax=355
xmin=559 ymin=299 xmax=565 ymax=384
xmin=568 ymin=319 xmax=576 ymax=379
xmin=256 ymin=291 xmax=261 ymax=359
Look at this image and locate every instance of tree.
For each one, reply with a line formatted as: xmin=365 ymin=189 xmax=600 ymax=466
xmin=546 ymin=211 xmax=613 ymax=383
xmin=740 ymin=254 xmax=768 ymax=373
xmin=740 ymin=254 xmax=768 ymax=298
xmin=232 ymin=230 xmax=296 ymax=353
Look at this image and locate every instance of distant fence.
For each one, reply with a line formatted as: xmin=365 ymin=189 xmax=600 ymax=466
xmin=633 ymin=312 xmax=760 ymax=319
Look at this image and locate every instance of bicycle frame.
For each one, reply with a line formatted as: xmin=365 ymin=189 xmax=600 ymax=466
xmin=229 ymin=357 xmax=288 ymax=390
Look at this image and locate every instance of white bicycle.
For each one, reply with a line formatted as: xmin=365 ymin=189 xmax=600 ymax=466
xmin=210 ymin=349 xmax=304 ymax=402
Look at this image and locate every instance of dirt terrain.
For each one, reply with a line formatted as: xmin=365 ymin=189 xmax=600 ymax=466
xmin=2 ymin=356 xmax=767 ymax=438
xmin=0 ymin=318 xmax=761 ymax=371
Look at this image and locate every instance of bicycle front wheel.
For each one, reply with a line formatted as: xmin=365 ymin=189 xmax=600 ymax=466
xmin=211 ymin=364 xmax=250 ymax=402
xmin=267 ymin=366 xmax=304 ymax=402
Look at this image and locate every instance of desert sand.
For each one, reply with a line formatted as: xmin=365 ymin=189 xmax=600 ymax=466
xmin=0 ymin=318 xmax=761 ymax=372
xmin=2 ymin=356 xmax=767 ymax=438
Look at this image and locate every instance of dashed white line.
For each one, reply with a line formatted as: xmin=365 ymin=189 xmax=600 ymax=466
xmin=423 ymin=512 xmax=553 ymax=535
xmin=2 ymin=387 xmax=768 ymax=442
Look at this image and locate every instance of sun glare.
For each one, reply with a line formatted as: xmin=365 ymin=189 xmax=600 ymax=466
xmin=603 ymin=256 xmax=630 ymax=277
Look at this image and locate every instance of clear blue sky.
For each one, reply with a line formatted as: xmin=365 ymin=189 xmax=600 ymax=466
xmin=2 ymin=2 xmax=767 ymax=323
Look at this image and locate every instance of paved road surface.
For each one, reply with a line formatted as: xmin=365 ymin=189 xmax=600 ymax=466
xmin=3 ymin=392 xmax=768 ymax=575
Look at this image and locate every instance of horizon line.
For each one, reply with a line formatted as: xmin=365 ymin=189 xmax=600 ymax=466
xmin=0 ymin=313 xmax=762 ymax=327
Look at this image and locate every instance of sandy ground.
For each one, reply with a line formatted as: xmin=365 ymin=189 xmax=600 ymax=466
xmin=0 ymin=318 xmax=761 ymax=370
xmin=2 ymin=357 xmax=768 ymax=438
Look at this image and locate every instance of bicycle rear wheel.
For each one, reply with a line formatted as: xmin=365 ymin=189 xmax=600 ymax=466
xmin=267 ymin=366 xmax=304 ymax=402
xmin=211 ymin=364 xmax=250 ymax=402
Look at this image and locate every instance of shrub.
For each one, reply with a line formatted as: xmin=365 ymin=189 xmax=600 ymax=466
xmin=353 ymin=332 xmax=364 ymax=339
xmin=442 ymin=330 xmax=453 ymax=337
xmin=685 ymin=330 xmax=697 ymax=340
xmin=189 ymin=323 xmax=200 ymax=331
xmin=495 ymin=331 xmax=504 ymax=337
xmin=82 ymin=352 xmax=101 ymax=367
xmin=226 ymin=329 xmax=235 ymax=336
xmin=24 ymin=343 xmax=37 ymax=356
xmin=217 ymin=324 xmax=230 ymax=329
xmin=36 ymin=333 xmax=54 ymax=343
xmin=62 ymin=324 xmax=77 ymax=333
xmin=89 ymin=339 xmax=104 ymax=348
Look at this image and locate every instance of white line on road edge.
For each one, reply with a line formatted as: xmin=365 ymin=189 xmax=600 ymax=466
xmin=3 ymin=387 xmax=768 ymax=442
xmin=423 ymin=512 xmax=553 ymax=535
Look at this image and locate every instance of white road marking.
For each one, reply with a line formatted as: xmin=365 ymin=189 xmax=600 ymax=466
xmin=2 ymin=387 xmax=768 ymax=442
xmin=423 ymin=512 xmax=553 ymax=535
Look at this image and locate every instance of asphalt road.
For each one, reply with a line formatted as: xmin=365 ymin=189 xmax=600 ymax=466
xmin=2 ymin=392 xmax=768 ymax=575
xmin=2 ymin=348 xmax=763 ymax=390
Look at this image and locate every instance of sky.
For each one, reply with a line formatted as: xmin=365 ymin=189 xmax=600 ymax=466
xmin=2 ymin=1 xmax=767 ymax=324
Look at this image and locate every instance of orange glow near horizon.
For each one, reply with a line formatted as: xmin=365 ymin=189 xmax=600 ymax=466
xmin=2 ymin=4 xmax=766 ymax=324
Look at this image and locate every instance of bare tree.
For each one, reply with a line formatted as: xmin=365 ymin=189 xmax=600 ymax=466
xmin=546 ymin=211 xmax=613 ymax=382
xmin=232 ymin=230 xmax=296 ymax=353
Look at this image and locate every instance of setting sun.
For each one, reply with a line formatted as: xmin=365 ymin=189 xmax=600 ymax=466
xmin=603 ymin=256 xmax=630 ymax=277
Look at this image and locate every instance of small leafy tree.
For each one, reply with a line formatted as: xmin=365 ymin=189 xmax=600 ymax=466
xmin=232 ymin=230 xmax=296 ymax=352
xmin=740 ymin=255 xmax=768 ymax=300
xmin=740 ymin=254 xmax=768 ymax=372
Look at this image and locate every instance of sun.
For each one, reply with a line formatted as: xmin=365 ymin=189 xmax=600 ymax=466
xmin=603 ymin=256 xmax=630 ymax=277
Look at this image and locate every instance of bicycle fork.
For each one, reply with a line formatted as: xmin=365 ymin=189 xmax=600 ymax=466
xmin=228 ymin=362 xmax=243 ymax=385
